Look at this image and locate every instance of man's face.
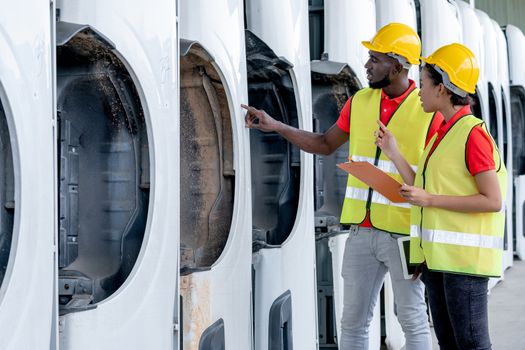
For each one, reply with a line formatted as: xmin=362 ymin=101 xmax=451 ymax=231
xmin=364 ymin=51 xmax=398 ymax=89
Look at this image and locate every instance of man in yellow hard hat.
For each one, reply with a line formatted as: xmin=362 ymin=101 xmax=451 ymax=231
xmin=242 ymin=23 xmax=441 ymax=349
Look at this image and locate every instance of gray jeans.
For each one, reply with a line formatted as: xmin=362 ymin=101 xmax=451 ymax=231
xmin=340 ymin=226 xmax=431 ymax=350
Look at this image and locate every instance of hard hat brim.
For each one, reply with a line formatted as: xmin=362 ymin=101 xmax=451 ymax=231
xmin=362 ymin=40 xmax=387 ymax=54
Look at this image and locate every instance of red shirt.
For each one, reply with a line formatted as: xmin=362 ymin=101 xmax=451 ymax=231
xmin=424 ymin=105 xmax=495 ymax=176
xmin=335 ymin=80 xmax=444 ymax=227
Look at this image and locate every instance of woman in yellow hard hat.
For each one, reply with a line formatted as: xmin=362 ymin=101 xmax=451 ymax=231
xmin=375 ymin=43 xmax=506 ymax=350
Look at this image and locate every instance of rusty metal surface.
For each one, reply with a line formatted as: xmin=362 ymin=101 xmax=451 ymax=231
xmin=180 ymin=274 xmax=211 ymax=350
xmin=180 ymin=51 xmax=234 ymax=271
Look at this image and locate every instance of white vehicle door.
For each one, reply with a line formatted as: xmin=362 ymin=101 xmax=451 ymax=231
xmin=505 ymin=25 xmax=525 ymax=260
xmin=493 ymin=20 xmax=514 ymax=272
xmin=0 ymin=2 xmax=55 ymax=348
xmin=179 ymin=1 xmax=252 ymax=349
xmin=55 ymin=0 xmax=179 ymax=348
xmin=246 ymin=0 xmax=317 ymax=349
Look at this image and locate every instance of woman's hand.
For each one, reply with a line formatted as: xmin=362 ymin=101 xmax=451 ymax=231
xmin=375 ymin=120 xmax=399 ymax=159
xmin=400 ymin=184 xmax=433 ymax=207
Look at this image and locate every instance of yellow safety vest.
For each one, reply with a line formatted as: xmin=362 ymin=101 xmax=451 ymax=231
xmin=409 ymin=114 xmax=507 ymax=277
xmin=340 ymin=87 xmax=436 ymax=234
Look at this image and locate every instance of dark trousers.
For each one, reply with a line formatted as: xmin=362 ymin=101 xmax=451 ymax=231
xmin=420 ymin=265 xmax=492 ymax=350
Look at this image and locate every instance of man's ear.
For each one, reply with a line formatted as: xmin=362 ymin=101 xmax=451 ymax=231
xmin=392 ymin=62 xmax=404 ymax=75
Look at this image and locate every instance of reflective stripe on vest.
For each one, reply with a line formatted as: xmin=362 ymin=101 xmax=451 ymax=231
xmin=410 ymin=225 xmax=503 ymax=250
xmin=345 ymin=186 xmax=410 ymax=209
xmin=409 ymin=115 xmax=507 ymax=277
xmin=340 ymin=88 xmax=435 ymax=234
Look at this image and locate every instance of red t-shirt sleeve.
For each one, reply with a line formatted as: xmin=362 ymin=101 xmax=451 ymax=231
xmin=466 ymin=125 xmax=496 ymax=176
xmin=426 ymin=112 xmax=444 ymax=147
xmin=336 ymin=97 xmax=352 ymax=134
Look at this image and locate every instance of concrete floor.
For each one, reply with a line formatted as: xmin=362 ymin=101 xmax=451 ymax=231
xmin=431 ymin=259 xmax=525 ymax=349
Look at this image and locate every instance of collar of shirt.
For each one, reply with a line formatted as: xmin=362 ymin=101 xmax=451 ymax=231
xmin=380 ymin=79 xmax=416 ymax=103
xmin=436 ymin=105 xmax=473 ymax=138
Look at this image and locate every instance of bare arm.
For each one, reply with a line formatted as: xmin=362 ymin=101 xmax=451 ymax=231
xmin=400 ymin=170 xmax=502 ymax=213
xmin=242 ymin=104 xmax=348 ymax=155
xmin=375 ymin=120 xmax=415 ymax=185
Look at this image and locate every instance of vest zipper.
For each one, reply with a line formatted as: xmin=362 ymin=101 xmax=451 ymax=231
xmin=419 ymin=171 xmax=425 ymax=249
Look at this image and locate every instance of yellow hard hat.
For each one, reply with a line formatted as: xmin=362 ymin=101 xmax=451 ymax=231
xmin=362 ymin=23 xmax=421 ymax=65
xmin=421 ymin=43 xmax=479 ymax=95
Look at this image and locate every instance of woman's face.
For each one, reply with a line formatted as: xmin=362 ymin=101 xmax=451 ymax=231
xmin=418 ymin=67 xmax=441 ymax=113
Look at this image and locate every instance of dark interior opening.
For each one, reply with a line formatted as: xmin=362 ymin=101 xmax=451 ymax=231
xmin=488 ymin=83 xmax=499 ymax=141
xmin=311 ymin=61 xmax=360 ymax=232
xmin=510 ymin=86 xmax=525 ymax=176
xmin=245 ymin=30 xmax=301 ymax=249
xmin=501 ymin=89 xmax=510 ymax=250
xmin=510 ymin=86 xmax=525 ymax=241
xmin=308 ymin=0 xmax=325 ymax=61
xmin=179 ymin=41 xmax=235 ymax=273
xmin=501 ymin=89 xmax=509 ymax=164
xmin=315 ymin=239 xmax=337 ymax=348
xmin=57 ymin=26 xmax=149 ymax=313
xmin=0 ymin=101 xmax=14 ymax=288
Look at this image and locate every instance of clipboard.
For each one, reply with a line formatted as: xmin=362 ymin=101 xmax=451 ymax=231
xmin=337 ymin=161 xmax=406 ymax=203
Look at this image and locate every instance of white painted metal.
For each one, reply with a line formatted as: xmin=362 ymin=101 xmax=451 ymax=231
xmin=325 ymin=0 xmax=376 ymax=87
xmin=56 ymin=0 xmax=179 ymax=348
xmin=506 ymin=25 xmax=525 ymax=88
xmin=0 ymin=1 xmax=55 ymax=348
xmin=493 ymin=20 xmax=514 ymax=272
xmin=323 ymin=1 xmax=381 ymax=348
xmin=516 ymin=176 xmax=525 ymax=259
xmin=475 ymin=11 xmax=506 ymax=288
xmin=420 ymin=0 xmax=462 ymax=56
xmin=456 ymin=1 xmax=489 ymax=139
xmin=179 ymin=1 xmax=252 ymax=349
xmin=376 ymin=0 xmax=419 ymax=84
xmin=505 ymin=24 xmax=525 ymax=259
xmin=476 ymin=10 xmax=503 ymax=149
xmin=245 ymin=1 xmax=317 ymax=349
xmin=456 ymin=1 xmax=484 ymax=87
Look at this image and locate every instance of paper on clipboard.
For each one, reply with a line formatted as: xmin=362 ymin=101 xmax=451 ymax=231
xmin=337 ymin=161 xmax=407 ymax=203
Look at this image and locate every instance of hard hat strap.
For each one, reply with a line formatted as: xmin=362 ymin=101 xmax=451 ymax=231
xmin=387 ymin=53 xmax=411 ymax=70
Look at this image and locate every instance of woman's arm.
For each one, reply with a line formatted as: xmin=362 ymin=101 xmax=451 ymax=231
xmin=400 ymin=170 xmax=502 ymax=212
xmin=375 ymin=120 xmax=416 ymax=185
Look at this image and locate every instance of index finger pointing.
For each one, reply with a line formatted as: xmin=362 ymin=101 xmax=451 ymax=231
xmin=241 ymin=104 xmax=255 ymax=112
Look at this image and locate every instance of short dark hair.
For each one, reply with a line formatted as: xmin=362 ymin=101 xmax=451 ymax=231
xmin=423 ymin=64 xmax=472 ymax=106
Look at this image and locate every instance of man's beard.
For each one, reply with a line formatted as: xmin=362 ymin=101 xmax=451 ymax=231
xmin=368 ymin=74 xmax=391 ymax=89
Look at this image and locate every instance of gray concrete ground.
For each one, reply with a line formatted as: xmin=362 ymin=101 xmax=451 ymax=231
xmin=431 ymin=259 xmax=525 ymax=349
